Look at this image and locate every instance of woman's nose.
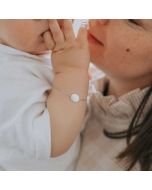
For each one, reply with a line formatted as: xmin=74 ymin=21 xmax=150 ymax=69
xmin=98 ymin=19 xmax=109 ymax=25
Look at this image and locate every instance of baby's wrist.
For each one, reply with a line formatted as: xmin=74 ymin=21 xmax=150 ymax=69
xmin=54 ymin=70 xmax=89 ymax=83
xmin=54 ymin=67 xmax=89 ymax=76
xmin=52 ymin=71 xmax=89 ymax=98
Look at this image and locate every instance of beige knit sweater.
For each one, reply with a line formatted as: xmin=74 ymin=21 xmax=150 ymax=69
xmin=76 ymin=79 xmax=151 ymax=171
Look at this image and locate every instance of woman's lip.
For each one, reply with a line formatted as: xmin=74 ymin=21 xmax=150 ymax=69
xmin=87 ymin=31 xmax=104 ymax=46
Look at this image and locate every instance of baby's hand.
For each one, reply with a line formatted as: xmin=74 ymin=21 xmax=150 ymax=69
xmin=43 ymin=19 xmax=90 ymax=74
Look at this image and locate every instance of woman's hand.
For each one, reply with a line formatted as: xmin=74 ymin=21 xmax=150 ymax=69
xmin=43 ymin=19 xmax=90 ymax=74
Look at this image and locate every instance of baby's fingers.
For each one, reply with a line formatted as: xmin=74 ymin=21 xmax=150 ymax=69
xmin=63 ymin=19 xmax=75 ymax=41
xmin=77 ymin=25 xmax=88 ymax=48
xmin=49 ymin=19 xmax=65 ymax=50
xmin=43 ymin=31 xmax=55 ymax=50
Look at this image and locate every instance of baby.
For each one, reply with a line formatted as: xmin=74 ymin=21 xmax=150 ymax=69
xmin=0 ymin=19 xmax=90 ymax=170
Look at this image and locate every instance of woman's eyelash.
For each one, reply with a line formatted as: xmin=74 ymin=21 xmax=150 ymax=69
xmin=128 ymin=19 xmax=139 ymax=25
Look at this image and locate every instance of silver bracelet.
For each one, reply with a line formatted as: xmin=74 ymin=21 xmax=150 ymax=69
xmin=52 ymin=85 xmax=88 ymax=103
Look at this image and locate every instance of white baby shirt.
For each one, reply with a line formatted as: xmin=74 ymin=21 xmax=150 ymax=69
xmin=0 ymin=44 xmax=80 ymax=171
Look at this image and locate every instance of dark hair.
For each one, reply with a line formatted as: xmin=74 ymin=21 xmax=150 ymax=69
xmin=104 ymin=85 xmax=152 ymax=170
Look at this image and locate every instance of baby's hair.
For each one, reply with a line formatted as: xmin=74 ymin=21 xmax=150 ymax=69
xmin=104 ymin=85 xmax=152 ymax=170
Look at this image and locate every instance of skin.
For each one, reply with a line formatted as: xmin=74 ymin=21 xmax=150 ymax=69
xmin=87 ymin=19 xmax=152 ymax=97
xmin=0 ymin=19 xmax=50 ymax=54
xmin=45 ymin=20 xmax=90 ymax=156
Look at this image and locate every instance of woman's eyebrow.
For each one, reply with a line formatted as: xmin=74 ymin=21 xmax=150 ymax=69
xmin=147 ymin=20 xmax=152 ymax=28
xmin=142 ymin=19 xmax=152 ymax=29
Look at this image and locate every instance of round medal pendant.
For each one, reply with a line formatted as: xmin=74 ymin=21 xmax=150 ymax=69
xmin=70 ymin=93 xmax=80 ymax=103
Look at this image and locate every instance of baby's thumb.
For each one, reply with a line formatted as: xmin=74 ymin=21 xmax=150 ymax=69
xmin=77 ymin=24 xmax=88 ymax=48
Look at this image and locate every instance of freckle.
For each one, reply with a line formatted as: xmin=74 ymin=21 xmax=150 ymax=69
xmin=126 ymin=48 xmax=130 ymax=52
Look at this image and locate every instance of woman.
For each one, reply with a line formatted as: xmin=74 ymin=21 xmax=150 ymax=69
xmin=76 ymin=19 xmax=152 ymax=171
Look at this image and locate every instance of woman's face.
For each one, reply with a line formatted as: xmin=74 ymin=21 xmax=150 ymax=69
xmin=0 ymin=19 xmax=50 ymax=54
xmin=88 ymin=19 xmax=152 ymax=82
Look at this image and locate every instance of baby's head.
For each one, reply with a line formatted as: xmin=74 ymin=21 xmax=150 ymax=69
xmin=0 ymin=19 xmax=50 ymax=55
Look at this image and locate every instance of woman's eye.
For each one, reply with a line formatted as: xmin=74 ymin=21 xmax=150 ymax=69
xmin=128 ymin=19 xmax=139 ymax=25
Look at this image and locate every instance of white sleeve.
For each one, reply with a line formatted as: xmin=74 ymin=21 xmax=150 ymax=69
xmin=13 ymin=103 xmax=51 ymax=159
xmin=0 ymin=61 xmax=53 ymax=160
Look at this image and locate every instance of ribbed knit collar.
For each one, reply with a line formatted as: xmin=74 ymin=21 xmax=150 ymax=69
xmin=90 ymin=78 xmax=151 ymax=133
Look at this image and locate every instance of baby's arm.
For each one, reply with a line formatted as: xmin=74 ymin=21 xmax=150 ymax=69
xmin=44 ymin=20 xmax=90 ymax=157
